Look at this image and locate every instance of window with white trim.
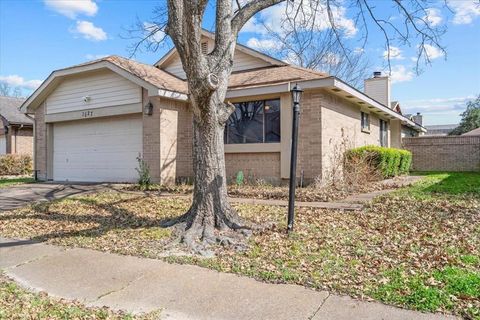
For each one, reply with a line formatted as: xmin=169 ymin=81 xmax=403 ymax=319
xmin=224 ymin=99 xmax=281 ymax=144
xmin=380 ymin=119 xmax=388 ymax=147
xmin=361 ymin=112 xmax=370 ymax=132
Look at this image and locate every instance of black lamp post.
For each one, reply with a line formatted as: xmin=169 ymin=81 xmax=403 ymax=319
xmin=287 ymin=83 xmax=303 ymax=233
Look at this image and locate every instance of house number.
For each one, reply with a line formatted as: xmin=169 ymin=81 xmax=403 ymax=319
xmin=82 ymin=110 xmax=94 ymax=118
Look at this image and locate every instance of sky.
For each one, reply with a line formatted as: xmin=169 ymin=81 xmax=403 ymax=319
xmin=0 ymin=0 xmax=479 ymax=126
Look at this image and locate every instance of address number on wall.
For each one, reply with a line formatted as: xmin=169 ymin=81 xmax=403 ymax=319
xmin=82 ymin=110 xmax=94 ymax=118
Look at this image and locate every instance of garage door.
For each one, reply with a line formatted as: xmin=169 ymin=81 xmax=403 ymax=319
xmin=0 ymin=135 xmax=6 ymax=155
xmin=53 ymin=115 xmax=142 ymax=182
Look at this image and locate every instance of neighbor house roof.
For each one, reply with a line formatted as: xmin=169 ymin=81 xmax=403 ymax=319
xmin=0 ymin=96 xmax=32 ymax=125
xmin=462 ymin=127 xmax=480 ymax=136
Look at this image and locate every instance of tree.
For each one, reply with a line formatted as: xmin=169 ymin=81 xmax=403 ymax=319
xmin=449 ymin=95 xmax=480 ymax=135
xmin=135 ymin=0 xmax=447 ymax=251
xmin=0 ymin=83 xmax=23 ymax=98
xmin=250 ymin=14 xmax=371 ymax=88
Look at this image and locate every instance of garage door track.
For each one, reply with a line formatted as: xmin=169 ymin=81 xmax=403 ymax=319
xmin=0 ymin=183 xmax=120 ymax=211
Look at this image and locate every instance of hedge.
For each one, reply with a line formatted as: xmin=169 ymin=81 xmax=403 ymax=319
xmin=0 ymin=154 xmax=33 ymax=176
xmin=346 ymin=146 xmax=412 ymax=178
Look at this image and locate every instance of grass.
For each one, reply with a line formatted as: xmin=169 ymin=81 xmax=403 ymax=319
xmin=394 ymin=172 xmax=480 ymax=199
xmin=0 ymin=274 xmax=160 ymax=320
xmin=0 ymin=172 xmax=478 ymax=318
xmin=0 ymin=177 xmax=35 ymax=188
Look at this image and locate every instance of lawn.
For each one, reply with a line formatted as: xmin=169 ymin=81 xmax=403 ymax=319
xmin=0 ymin=274 xmax=160 ymax=319
xmin=0 ymin=177 xmax=35 ymax=188
xmin=0 ymin=172 xmax=478 ymax=319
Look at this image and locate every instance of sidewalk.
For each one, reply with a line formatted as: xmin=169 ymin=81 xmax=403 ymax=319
xmin=0 ymin=237 xmax=457 ymax=320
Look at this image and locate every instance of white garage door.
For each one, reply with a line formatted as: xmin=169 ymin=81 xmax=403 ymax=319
xmin=53 ymin=115 xmax=142 ymax=182
xmin=0 ymin=135 xmax=6 ymax=155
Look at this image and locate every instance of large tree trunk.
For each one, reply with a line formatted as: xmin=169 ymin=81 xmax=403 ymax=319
xmin=167 ymin=89 xmax=247 ymax=249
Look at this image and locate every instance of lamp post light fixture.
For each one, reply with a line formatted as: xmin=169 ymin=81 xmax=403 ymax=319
xmin=287 ymin=83 xmax=303 ymax=234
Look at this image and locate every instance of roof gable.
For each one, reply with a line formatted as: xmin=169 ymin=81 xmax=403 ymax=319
xmin=155 ymin=30 xmax=286 ymax=79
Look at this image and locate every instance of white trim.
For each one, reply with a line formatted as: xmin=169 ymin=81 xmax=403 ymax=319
xmin=224 ymin=76 xmax=425 ymax=133
xmin=21 ymin=61 xmax=187 ymax=113
xmin=225 ymin=143 xmax=281 ymax=153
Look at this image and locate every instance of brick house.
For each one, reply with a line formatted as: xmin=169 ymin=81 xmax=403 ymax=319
xmin=20 ymin=31 xmax=425 ymax=184
xmin=0 ymin=96 xmax=33 ymax=156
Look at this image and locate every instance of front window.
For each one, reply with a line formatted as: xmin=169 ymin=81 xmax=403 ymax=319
xmin=380 ymin=119 xmax=388 ymax=147
xmin=224 ymin=99 xmax=280 ymax=144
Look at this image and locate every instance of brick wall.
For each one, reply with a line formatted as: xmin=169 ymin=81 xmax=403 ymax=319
xmin=225 ymin=152 xmax=281 ymax=184
xmin=11 ymin=127 xmax=33 ymax=155
xmin=319 ymin=90 xmax=387 ymax=178
xmin=34 ymin=103 xmax=48 ymax=180
xmin=403 ymin=136 xmax=480 ymax=171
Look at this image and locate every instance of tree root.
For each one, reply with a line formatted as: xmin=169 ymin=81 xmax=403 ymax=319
xmin=159 ymin=205 xmax=260 ymax=256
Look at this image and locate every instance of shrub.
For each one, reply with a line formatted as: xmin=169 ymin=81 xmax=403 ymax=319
xmin=135 ymin=156 xmax=151 ymax=191
xmin=0 ymin=154 xmax=32 ymax=176
xmin=346 ymin=146 xmax=412 ymax=178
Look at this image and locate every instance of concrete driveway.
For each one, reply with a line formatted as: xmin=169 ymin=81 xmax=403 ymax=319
xmin=0 ymin=183 xmax=121 ymax=211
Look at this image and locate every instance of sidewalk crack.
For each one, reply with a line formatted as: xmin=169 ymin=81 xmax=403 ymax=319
xmin=93 ymin=273 xmax=146 ymax=302
xmin=308 ymin=292 xmax=330 ymax=320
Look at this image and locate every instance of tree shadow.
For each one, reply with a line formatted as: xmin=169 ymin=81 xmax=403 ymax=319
xmin=0 ymin=194 xmax=185 ymax=245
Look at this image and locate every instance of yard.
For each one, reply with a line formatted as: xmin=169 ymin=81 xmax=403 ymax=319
xmin=0 ymin=172 xmax=478 ymax=319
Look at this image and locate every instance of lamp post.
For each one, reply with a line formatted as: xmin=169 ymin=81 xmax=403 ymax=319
xmin=287 ymin=83 xmax=303 ymax=233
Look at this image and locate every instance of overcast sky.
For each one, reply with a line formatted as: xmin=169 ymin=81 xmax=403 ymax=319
xmin=0 ymin=0 xmax=479 ymax=125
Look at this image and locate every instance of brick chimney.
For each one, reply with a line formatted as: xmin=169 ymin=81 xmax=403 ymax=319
xmin=364 ymin=71 xmax=391 ymax=107
xmin=412 ymin=112 xmax=423 ymax=126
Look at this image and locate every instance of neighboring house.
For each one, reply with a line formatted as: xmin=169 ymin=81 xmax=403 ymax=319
xmin=0 ymin=96 xmax=33 ymax=155
xmin=20 ymin=31 xmax=425 ymax=184
xmin=462 ymin=127 xmax=480 ymax=136
xmin=424 ymin=124 xmax=458 ymax=136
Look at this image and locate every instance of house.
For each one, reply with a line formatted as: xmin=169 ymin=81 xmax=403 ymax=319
xmin=0 ymin=96 xmax=33 ymax=155
xmin=20 ymin=31 xmax=425 ymax=184
xmin=424 ymin=124 xmax=458 ymax=136
xmin=462 ymin=127 xmax=480 ymax=136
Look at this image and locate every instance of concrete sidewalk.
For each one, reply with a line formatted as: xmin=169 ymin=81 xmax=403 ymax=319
xmin=0 ymin=238 xmax=457 ymax=320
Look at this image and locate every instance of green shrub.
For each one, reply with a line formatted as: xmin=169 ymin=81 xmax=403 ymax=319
xmin=0 ymin=154 xmax=32 ymax=176
xmin=345 ymin=146 xmax=412 ymax=178
xmin=135 ymin=156 xmax=151 ymax=191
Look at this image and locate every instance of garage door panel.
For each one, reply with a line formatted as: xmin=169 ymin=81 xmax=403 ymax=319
xmin=53 ymin=115 xmax=142 ymax=182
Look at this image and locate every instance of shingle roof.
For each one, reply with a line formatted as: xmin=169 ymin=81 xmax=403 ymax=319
xmin=0 ymin=96 xmax=32 ymax=125
xmin=50 ymin=56 xmax=330 ymax=96
xmin=462 ymin=127 xmax=480 ymax=136
xmin=228 ymin=65 xmax=329 ymax=89
xmin=63 ymin=55 xmax=189 ymax=94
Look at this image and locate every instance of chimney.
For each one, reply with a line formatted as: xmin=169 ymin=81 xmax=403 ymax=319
xmin=364 ymin=71 xmax=391 ymax=107
xmin=412 ymin=112 xmax=423 ymax=126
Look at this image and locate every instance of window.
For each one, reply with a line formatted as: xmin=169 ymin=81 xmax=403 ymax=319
xmin=380 ymin=119 xmax=388 ymax=147
xmin=225 ymin=99 xmax=280 ymax=144
xmin=361 ymin=112 xmax=370 ymax=132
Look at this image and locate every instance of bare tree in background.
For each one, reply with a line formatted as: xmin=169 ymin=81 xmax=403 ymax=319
xmin=0 ymin=83 xmax=23 ymax=98
xmin=258 ymin=27 xmax=371 ymax=88
xmin=132 ymin=0 xmax=447 ymax=251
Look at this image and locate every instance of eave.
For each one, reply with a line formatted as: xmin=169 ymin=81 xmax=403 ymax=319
xmin=226 ymin=77 xmax=426 ymax=133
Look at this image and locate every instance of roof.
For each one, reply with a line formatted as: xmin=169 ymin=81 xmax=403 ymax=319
xmin=65 ymin=55 xmax=188 ymax=94
xmin=228 ymin=65 xmax=328 ymax=89
xmin=425 ymin=124 xmax=458 ymax=131
xmin=0 ymin=96 xmax=32 ymax=125
xmin=462 ymin=127 xmax=480 ymax=136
